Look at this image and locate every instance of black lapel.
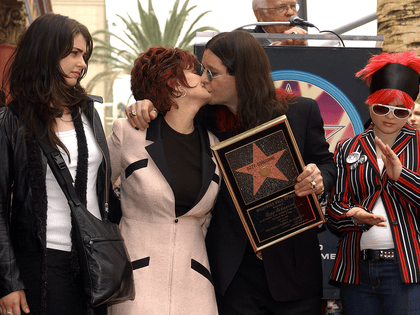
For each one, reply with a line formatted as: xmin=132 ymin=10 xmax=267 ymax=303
xmin=255 ymin=25 xmax=265 ymax=33
xmin=359 ymin=128 xmax=382 ymax=178
xmin=392 ymin=124 xmax=416 ymax=156
xmin=85 ymin=96 xmax=108 ymax=160
xmin=191 ymin=119 xmax=216 ymax=208
xmin=145 ymin=116 xmax=172 ymax=185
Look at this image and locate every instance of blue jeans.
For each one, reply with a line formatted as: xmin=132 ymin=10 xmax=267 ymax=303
xmin=340 ymin=259 xmax=420 ymax=315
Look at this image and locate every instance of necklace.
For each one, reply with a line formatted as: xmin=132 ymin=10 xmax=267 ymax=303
xmin=59 ymin=116 xmax=73 ymax=123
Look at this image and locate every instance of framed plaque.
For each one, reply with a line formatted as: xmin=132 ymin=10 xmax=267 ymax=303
xmin=211 ymin=115 xmax=324 ymax=252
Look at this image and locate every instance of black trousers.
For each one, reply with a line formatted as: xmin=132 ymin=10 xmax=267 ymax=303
xmin=16 ymin=248 xmax=107 ymax=315
xmin=216 ymin=248 xmax=322 ymax=315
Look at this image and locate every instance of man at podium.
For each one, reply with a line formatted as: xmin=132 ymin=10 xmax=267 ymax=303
xmin=249 ymin=0 xmax=307 ymax=46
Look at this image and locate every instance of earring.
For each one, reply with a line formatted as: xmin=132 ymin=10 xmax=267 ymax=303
xmin=179 ymin=87 xmax=187 ymax=98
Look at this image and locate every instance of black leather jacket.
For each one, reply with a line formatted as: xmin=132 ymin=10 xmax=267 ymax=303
xmin=0 ymin=97 xmax=118 ymax=298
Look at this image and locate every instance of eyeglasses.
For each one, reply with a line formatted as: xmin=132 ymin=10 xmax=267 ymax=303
xmin=260 ymin=3 xmax=299 ymax=13
xmin=196 ymin=63 xmax=227 ymax=82
xmin=371 ymin=104 xmax=412 ymax=119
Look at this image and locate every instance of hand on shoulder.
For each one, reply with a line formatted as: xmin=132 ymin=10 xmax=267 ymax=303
xmin=125 ymin=100 xmax=158 ymax=131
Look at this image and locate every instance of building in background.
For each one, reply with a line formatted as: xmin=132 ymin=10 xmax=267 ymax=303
xmin=0 ymin=0 xmax=51 ymax=99
xmin=1 ymin=0 xmax=115 ymax=134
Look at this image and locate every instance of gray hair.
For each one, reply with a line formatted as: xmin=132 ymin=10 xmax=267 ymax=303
xmin=252 ymin=0 xmax=268 ymax=10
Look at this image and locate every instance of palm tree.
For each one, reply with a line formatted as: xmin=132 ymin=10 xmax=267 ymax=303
xmin=86 ymin=0 xmax=218 ymax=99
xmin=377 ymin=0 xmax=420 ymax=53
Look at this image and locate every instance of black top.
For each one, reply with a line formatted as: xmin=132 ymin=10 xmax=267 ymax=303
xmin=161 ymin=118 xmax=202 ymax=217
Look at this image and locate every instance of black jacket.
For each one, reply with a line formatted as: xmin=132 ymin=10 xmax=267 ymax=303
xmin=0 ymin=97 xmax=118 ymax=298
xmin=205 ymin=97 xmax=336 ymax=301
xmin=242 ymin=25 xmax=272 ymax=46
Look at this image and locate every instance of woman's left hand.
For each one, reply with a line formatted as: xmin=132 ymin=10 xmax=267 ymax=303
xmin=294 ymin=163 xmax=324 ymax=197
xmin=347 ymin=207 xmax=387 ymax=227
xmin=375 ymin=136 xmax=402 ymax=181
xmin=125 ymin=100 xmax=157 ymax=131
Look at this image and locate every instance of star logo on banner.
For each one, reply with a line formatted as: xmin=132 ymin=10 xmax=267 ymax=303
xmin=236 ymin=143 xmax=288 ymax=195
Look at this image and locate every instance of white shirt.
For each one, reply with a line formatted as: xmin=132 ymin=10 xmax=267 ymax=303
xmin=360 ymin=159 xmax=394 ymax=250
xmin=46 ymin=113 xmax=102 ymax=252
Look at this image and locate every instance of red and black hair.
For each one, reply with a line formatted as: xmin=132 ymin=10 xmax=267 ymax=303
xmin=131 ymin=46 xmax=199 ymax=115
xmin=356 ymin=51 xmax=420 ymax=110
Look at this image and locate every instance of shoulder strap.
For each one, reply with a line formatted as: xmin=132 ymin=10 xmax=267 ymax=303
xmin=34 ymin=123 xmax=82 ymax=208
xmin=87 ymin=95 xmax=103 ymax=103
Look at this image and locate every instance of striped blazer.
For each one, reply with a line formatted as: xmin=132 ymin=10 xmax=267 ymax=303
xmin=326 ymin=123 xmax=420 ymax=284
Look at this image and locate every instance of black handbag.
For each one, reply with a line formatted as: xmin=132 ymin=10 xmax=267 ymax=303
xmin=35 ymin=127 xmax=135 ymax=307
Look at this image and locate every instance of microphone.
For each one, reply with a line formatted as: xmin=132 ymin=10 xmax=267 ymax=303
xmin=289 ymin=15 xmax=315 ymax=28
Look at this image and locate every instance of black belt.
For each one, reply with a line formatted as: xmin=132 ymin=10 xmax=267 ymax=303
xmin=361 ymin=249 xmax=395 ymax=261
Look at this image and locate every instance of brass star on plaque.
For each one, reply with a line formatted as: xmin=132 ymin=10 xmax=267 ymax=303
xmin=236 ymin=143 xmax=288 ymax=195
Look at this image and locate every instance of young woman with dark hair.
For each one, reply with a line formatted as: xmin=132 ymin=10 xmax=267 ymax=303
xmin=0 ymin=13 xmax=114 ymax=315
xmin=107 ymin=46 xmax=221 ymax=315
xmin=4 ymin=12 xmax=93 ymax=153
xmin=126 ymin=30 xmax=336 ymax=315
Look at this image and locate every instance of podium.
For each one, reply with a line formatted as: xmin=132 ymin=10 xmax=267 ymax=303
xmin=195 ymin=33 xmax=383 ymax=299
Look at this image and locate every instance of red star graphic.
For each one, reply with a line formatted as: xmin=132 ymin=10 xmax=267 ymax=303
xmin=236 ymin=143 xmax=288 ymax=195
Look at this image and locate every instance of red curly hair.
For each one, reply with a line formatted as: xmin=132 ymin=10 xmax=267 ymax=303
xmin=131 ymin=46 xmax=199 ymax=115
xmin=356 ymin=51 xmax=420 ymax=110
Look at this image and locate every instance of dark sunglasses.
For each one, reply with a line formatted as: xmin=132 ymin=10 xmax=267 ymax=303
xmin=196 ymin=63 xmax=227 ymax=82
xmin=371 ymin=104 xmax=412 ymax=119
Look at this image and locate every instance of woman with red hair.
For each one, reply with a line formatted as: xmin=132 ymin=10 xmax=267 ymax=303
xmin=327 ymin=51 xmax=420 ymax=315
xmin=107 ymin=46 xmax=220 ymax=314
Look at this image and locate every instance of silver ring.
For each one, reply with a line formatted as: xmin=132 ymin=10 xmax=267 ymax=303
xmin=6 ymin=311 xmax=13 ymax=315
xmin=131 ymin=110 xmax=137 ymax=117
xmin=310 ymin=180 xmax=316 ymax=191
xmin=291 ymin=31 xmax=298 ymax=34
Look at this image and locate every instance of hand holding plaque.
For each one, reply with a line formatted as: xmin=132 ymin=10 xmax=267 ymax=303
xmin=211 ymin=115 xmax=324 ymax=252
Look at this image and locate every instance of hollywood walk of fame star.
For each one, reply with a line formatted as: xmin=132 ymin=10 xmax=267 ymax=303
xmin=236 ymin=143 xmax=288 ymax=195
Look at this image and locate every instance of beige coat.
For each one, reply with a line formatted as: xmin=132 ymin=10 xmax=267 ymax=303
xmin=108 ymin=117 xmax=220 ymax=315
